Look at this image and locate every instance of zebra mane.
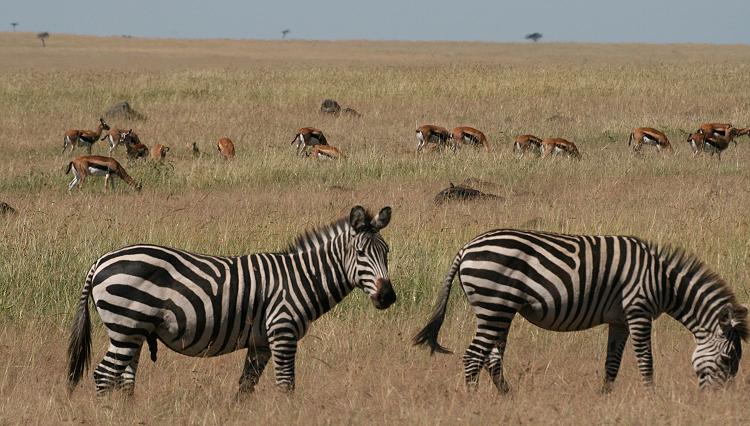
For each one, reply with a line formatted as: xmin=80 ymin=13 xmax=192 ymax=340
xmin=657 ymin=244 xmax=749 ymax=341
xmin=282 ymin=217 xmax=354 ymax=254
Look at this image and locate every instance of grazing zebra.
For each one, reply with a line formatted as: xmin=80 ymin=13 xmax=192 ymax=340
xmin=414 ymin=230 xmax=748 ymax=392
xmin=67 ymin=206 xmax=395 ymax=396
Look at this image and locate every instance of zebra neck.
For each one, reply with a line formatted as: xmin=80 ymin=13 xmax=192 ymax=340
xmin=291 ymin=232 xmax=354 ymax=318
xmin=663 ymin=256 xmax=732 ymax=337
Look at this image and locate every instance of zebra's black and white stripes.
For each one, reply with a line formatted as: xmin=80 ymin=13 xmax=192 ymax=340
xmin=67 ymin=206 xmax=395 ymax=395
xmin=414 ymin=229 xmax=748 ymax=391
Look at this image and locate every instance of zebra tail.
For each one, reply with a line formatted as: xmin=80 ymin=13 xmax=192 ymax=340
xmin=412 ymin=250 xmax=463 ymax=355
xmin=67 ymin=261 xmax=97 ymax=393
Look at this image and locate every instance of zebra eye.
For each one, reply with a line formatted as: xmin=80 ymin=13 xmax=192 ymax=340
xmin=356 ymin=249 xmax=365 ymax=256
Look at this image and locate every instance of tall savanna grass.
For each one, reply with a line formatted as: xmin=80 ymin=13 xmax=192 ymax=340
xmin=1 ymin=33 xmax=750 ymax=424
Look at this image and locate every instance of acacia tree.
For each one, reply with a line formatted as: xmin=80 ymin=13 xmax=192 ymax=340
xmin=525 ymin=32 xmax=543 ymax=42
xmin=37 ymin=32 xmax=49 ymax=47
xmin=281 ymin=29 xmax=290 ymax=39
xmin=11 ymin=22 xmax=18 ymax=32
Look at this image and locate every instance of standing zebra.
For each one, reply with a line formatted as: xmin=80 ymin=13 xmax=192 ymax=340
xmin=67 ymin=206 xmax=395 ymax=396
xmin=414 ymin=230 xmax=748 ymax=392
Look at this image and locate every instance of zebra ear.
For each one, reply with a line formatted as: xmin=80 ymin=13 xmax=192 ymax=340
xmin=349 ymin=206 xmax=368 ymax=232
xmin=372 ymin=206 xmax=392 ymax=230
xmin=718 ymin=304 xmax=733 ymax=332
xmin=718 ymin=303 xmax=747 ymax=333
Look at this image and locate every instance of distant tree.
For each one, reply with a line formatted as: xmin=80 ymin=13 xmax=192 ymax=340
xmin=37 ymin=32 xmax=49 ymax=47
xmin=525 ymin=32 xmax=543 ymax=42
xmin=11 ymin=22 xmax=18 ymax=32
xmin=281 ymin=29 xmax=290 ymax=39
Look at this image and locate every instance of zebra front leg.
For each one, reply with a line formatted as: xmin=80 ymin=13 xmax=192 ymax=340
xmin=627 ymin=315 xmax=654 ymax=387
xmin=269 ymin=332 xmax=298 ymax=392
xmin=602 ymin=323 xmax=629 ymax=393
xmin=238 ymin=346 xmax=271 ymax=395
xmin=484 ymin=338 xmax=509 ymax=393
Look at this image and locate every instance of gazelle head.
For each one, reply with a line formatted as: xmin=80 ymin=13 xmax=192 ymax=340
xmin=686 ymin=132 xmax=705 ymax=154
xmin=118 ymin=129 xmax=133 ymax=145
xmin=99 ymin=117 xmax=110 ymax=131
xmin=345 ymin=206 xmax=395 ymax=310
xmin=692 ymin=303 xmax=748 ymax=389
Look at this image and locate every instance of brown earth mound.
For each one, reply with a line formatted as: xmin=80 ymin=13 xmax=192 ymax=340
xmin=104 ymin=101 xmax=146 ymax=121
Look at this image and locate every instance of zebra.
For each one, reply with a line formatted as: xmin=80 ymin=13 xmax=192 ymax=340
xmin=413 ymin=229 xmax=748 ymax=392
xmin=67 ymin=205 xmax=395 ymax=396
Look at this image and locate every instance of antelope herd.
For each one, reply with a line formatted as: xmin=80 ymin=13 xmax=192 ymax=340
xmin=59 ymin=114 xmax=748 ymax=193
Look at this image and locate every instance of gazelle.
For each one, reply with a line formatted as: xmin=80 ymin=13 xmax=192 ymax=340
xmin=416 ymin=124 xmax=451 ymax=152
xmin=102 ymin=127 xmax=139 ymax=154
xmin=449 ymin=126 xmax=490 ymax=151
xmin=63 ymin=118 xmax=110 ymax=154
xmin=310 ymin=144 xmax=343 ymax=160
xmin=117 ymin=129 xmax=149 ymax=160
xmin=687 ymin=132 xmax=736 ymax=159
xmin=513 ymin=134 xmax=543 ymax=157
xmin=150 ymin=144 xmax=169 ymax=162
xmin=217 ymin=137 xmax=235 ymax=160
xmin=698 ymin=122 xmax=733 ymax=139
xmin=291 ymin=127 xmax=328 ymax=156
xmin=542 ymin=138 xmax=581 ymax=159
xmin=126 ymin=142 xmax=149 ymax=160
xmin=66 ymin=155 xmax=141 ymax=192
xmin=628 ymin=127 xmax=673 ymax=153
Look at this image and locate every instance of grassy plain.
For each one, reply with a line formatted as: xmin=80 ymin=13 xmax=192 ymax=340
xmin=1 ymin=32 xmax=750 ymax=424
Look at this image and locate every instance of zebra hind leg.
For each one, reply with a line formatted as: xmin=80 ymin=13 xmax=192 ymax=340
xmin=463 ymin=318 xmax=509 ymax=392
xmin=238 ymin=346 xmax=272 ymax=396
xmin=93 ymin=338 xmax=144 ymax=396
xmin=117 ymin=345 xmax=143 ymax=396
xmin=602 ymin=323 xmax=629 ymax=394
xmin=484 ymin=338 xmax=510 ymax=393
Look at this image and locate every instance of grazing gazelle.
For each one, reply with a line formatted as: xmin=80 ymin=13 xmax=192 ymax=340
xmin=291 ymin=127 xmax=328 ymax=156
xmin=513 ymin=134 xmax=543 ymax=157
xmin=217 ymin=137 xmax=236 ymax=160
xmin=63 ymin=118 xmax=110 ymax=154
xmin=416 ymin=124 xmax=451 ymax=152
xmin=542 ymin=138 xmax=581 ymax=159
xmin=628 ymin=127 xmax=673 ymax=153
xmin=450 ymin=126 xmax=490 ymax=151
xmin=150 ymin=144 xmax=170 ymax=162
xmin=66 ymin=155 xmax=141 ymax=192
xmin=310 ymin=144 xmax=343 ymax=160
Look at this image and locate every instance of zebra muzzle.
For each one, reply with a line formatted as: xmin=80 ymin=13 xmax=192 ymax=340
xmin=371 ymin=278 xmax=396 ymax=309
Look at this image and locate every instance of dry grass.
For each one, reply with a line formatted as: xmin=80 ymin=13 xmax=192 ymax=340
xmin=1 ymin=32 xmax=750 ymax=424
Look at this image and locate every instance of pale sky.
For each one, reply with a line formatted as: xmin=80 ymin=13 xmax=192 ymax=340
xmin=6 ymin=0 xmax=750 ymax=44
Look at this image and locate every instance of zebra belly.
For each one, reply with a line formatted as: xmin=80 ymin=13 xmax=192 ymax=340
xmin=519 ymin=301 xmax=625 ymax=332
